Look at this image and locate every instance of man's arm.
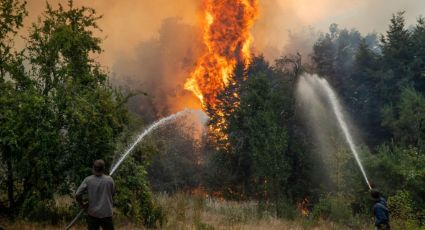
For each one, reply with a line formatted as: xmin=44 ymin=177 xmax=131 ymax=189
xmin=75 ymin=178 xmax=88 ymax=209
xmin=110 ymin=177 xmax=116 ymax=196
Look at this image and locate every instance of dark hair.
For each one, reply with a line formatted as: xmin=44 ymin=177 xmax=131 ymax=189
xmin=93 ymin=159 xmax=105 ymax=173
xmin=371 ymin=189 xmax=381 ymax=199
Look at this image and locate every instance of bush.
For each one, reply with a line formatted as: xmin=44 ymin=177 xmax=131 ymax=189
xmin=18 ymin=194 xmax=81 ymax=225
xmin=388 ymin=190 xmax=414 ymax=220
xmin=114 ymin=159 xmax=165 ymax=228
xmin=312 ymin=194 xmax=352 ymax=224
xmin=387 ymin=190 xmax=422 ymax=229
xmin=275 ymin=200 xmax=298 ymax=220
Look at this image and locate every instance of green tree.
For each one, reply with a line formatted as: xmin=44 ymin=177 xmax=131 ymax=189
xmin=207 ymin=56 xmax=304 ymax=208
xmin=411 ymin=17 xmax=425 ymax=92
xmin=380 ymin=12 xmax=413 ymax=69
xmin=26 ymin=0 xmax=128 ymax=187
xmin=0 ymin=0 xmax=27 ymax=216
xmin=383 ymin=88 xmax=425 ymax=148
xmin=380 ymin=11 xmax=414 ymax=100
xmin=0 ymin=0 xmax=132 ymax=221
xmin=235 ymin=73 xmax=291 ymax=203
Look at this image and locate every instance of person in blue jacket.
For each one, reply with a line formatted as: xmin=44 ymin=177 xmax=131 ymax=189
xmin=371 ymin=189 xmax=390 ymax=230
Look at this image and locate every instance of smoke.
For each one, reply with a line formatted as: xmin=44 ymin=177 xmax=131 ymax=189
xmin=24 ymin=0 xmax=425 ymax=64
xmin=111 ymin=18 xmax=203 ymax=122
xmin=252 ymin=0 xmax=424 ymax=61
xmin=23 ymin=1 xmax=203 ymax=121
xmin=24 ymin=0 xmax=200 ymax=67
xmin=23 ymin=0 xmax=425 ymax=120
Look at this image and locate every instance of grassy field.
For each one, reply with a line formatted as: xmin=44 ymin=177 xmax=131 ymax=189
xmin=2 ymin=193 xmax=372 ymax=230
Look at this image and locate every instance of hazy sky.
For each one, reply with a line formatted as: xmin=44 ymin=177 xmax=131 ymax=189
xmin=281 ymin=0 xmax=424 ymax=32
xmin=21 ymin=1 xmax=425 ymax=116
xmin=24 ymin=0 xmax=425 ymax=66
xmin=254 ymin=0 xmax=425 ymax=58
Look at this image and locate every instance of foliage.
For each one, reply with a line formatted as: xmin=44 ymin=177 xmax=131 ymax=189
xmin=387 ymin=190 xmax=422 ymax=229
xmin=383 ymin=87 xmax=425 ymax=149
xmin=1 ymin=1 xmax=425 ymax=229
xmin=366 ymin=145 xmax=425 ymax=224
xmin=388 ymin=190 xmax=414 ymax=221
xmin=0 ymin=0 xmax=28 ymax=215
xmin=146 ymin=122 xmax=204 ymax=193
xmin=0 ymin=1 xmax=159 ymax=227
xmin=312 ymin=194 xmax=352 ymax=223
xmin=310 ymin=11 xmax=425 ymax=228
xmin=205 ymin=55 xmax=313 ymax=215
xmin=114 ymin=159 xmax=165 ymax=227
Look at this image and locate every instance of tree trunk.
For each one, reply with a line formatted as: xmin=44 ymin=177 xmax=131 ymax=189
xmin=6 ymin=147 xmax=14 ymax=217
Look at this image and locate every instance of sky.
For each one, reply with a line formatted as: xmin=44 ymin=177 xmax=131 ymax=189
xmin=253 ymin=0 xmax=425 ymax=59
xmin=275 ymin=0 xmax=424 ymax=31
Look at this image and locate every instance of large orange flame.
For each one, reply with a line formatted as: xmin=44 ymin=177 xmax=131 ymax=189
xmin=184 ymin=0 xmax=258 ymax=148
xmin=185 ymin=0 xmax=258 ymax=109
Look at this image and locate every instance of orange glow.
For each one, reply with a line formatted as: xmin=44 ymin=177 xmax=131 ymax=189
xmin=297 ymin=197 xmax=310 ymax=216
xmin=185 ymin=0 xmax=258 ymax=108
xmin=184 ymin=0 xmax=258 ymax=147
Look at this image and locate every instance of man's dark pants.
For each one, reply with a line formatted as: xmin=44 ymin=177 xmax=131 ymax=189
xmin=376 ymin=223 xmax=390 ymax=230
xmin=87 ymin=215 xmax=114 ymax=230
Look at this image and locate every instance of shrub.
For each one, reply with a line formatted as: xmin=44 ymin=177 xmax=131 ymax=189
xmin=387 ymin=190 xmax=421 ymax=229
xmin=114 ymin=159 xmax=165 ymax=228
xmin=312 ymin=194 xmax=352 ymax=224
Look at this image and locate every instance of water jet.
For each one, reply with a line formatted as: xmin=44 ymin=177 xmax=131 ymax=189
xmin=65 ymin=109 xmax=203 ymax=229
xmin=297 ymin=74 xmax=372 ymax=190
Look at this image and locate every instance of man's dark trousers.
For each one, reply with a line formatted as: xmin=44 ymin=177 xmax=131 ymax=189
xmin=87 ymin=215 xmax=114 ymax=230
xmin=376 ymin=223 xmax=390 ymax=230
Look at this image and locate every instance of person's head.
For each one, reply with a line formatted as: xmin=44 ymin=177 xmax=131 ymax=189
xmin=370 ymin=189 xmax=381 ymax=201
xmin=93 ymin=159 xmax=105 ymax=176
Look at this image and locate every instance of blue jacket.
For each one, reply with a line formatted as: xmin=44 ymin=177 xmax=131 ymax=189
xmin=373 ymin=197 xmax=389 ymax=226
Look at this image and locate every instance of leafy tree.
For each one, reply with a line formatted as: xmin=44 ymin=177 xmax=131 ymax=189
xmin=0 ymin=0 xmax=26 ymax=83
xmin=380 ymin=11 xmax=414 ymax=96
xmin=348 ymin=41 xmax=392 ymax=145
xmin=1 ymin=0 xmax=135 ymax=221
xmin=26 ymin=0 xmax=128 ymax=189
xmin=234 ymin=73 xmax=291 ymax=203
xmin=366 ymin=144 xmax=425 ymax=222
xmin=0 ymin=0 xmax=27 ymax=216
xmin=206 ymin=56 xmax=312 ymax=212
xmin=312 ymin=32 xmax=335 ymax=78
xmin=411 ymin=17 xmax=425 ymax=92
xmin=0 ymin=0 xmax=164 ymax=224
xmin=383 ymin=87 xmax=425 ymax=149
xmin=114 ymin=158 xmax=165 ymax=227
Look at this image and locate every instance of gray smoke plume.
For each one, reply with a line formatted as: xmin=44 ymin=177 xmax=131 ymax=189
xmin=22 ymin=0 xmax=425 ymax=121
xmin=111 ymin=18 xmax=203 ymax=122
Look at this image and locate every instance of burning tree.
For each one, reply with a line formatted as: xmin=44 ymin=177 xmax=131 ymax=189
xmin=184 ymin=0 xmax=258 ymax=148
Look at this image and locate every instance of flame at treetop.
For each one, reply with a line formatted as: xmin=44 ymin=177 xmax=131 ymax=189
xmin=184 ymin=0 xmax=258 ymax=148
xmin=185 ymin=0 xmax=258 ymax=109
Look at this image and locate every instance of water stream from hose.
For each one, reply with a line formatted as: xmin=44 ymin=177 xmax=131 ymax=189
xmin=298 ymin=74 xmax=372 ymax=190
xmin=66 ymin=109 xmax=200 ymax=229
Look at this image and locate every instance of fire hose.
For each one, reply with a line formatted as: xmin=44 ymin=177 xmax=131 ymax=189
xmin=65 ymin=209 xmax=84 ymax=230
xmin=65 ymin=110 xmax=191 ymax=229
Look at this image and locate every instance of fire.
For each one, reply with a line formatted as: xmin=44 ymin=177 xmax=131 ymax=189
xmin=184 ymin=0 xmax=258 ymax=147
xmin=298 ymin=197 xmax=311 ymax=216
xmin=185 ymin=0 xmax=258 ymax=108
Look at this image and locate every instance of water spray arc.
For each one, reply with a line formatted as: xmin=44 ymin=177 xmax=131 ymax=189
xmin=110 ymin=109 xmax=193 ymax=174
xmin=298 ymin=74 xmax=372 ymax=190
xmin=65 ymin=109 xmax=196 ymax=230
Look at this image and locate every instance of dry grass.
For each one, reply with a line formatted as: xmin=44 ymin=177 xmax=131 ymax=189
xmin=1 ymin=193 xmax=369 ymax=230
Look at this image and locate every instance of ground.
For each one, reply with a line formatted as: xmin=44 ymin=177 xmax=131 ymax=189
xmin=2 ymin=193 xmax=372 ymax=230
